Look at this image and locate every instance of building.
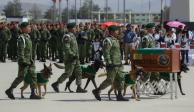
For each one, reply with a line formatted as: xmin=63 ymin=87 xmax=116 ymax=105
xmin=170 ymin=0 xmax=194 ymax=22
xmin=92 ymin=11 xmax=160 ymax=24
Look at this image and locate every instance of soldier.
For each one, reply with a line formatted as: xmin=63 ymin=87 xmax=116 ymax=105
xmin=30 ymin=24 xmax=40 ymax=60
xmin=141 ymin=23 xmax=156 ymax=48
xmin=36 ymin=23 xmax=41 ymax=60
xmin=49 ymin=24 xmax=58 ymax=61
xmin=9 ymin=22 xmax=20 ymax=61
xmin=39 ymin=23 xmax=51 ymax=62
xmin=92 ymin=25 xmax=128 ymax=101
xmin=85 ymin=23 xmax=95 ymax=63
xmin=5 ymin=22 xmax=41 ymax=99
xmin=0 ymin=21 xmax=11 ymax=62
xmin=77 ymin=23 xmax=87 ymax=64
xmin=56 ymin=23 xmax=66 ymax=63
xmin=51 ymin=23 xmax=87 ymax=93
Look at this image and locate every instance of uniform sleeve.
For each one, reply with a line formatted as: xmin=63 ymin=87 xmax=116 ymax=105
xmin=17 ymin=36 xmax=25 ymax=64
xmin=103 ymin=39 xmax=112 ymax=65
xmin=63 ymin=34 xmax=75 ymax=57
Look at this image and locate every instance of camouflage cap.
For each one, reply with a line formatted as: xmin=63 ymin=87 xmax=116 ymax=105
xmin=146 ymin=23 xmax=155 ymax=29
xmin=20 ymin=22 xmax=29 ymax=28
xmin=108 ymin=25 xmax=120 ymax=31
xmin=67 ymin=22 xmax=76 ymax=29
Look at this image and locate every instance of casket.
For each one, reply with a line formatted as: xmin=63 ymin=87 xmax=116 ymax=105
xmin=131 ymin=48 xmax=180 ymax=72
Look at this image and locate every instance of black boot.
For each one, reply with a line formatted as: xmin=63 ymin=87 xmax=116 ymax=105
xmin=76 ymin=86 xmax=87 ymax=93
xmin=92 ymin=88 xmax=101 ymax=101
xmin=5 ymin=88 xmax=15 ymax=100
xmin=65 ymin=82 xmax=74 ymax=92
xmin=30 ymin=89 xmax=41 ymax=99
xmin=51 ymin=82 xmax=59 ymax=92
xmin=116 ymin=91 xmax=129 ymax=101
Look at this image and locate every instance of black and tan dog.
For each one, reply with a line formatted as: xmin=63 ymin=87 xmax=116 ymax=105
xmin=20 ymin=63 xmax=53 ymax=98
xmin=54 ymin=60 xmax=104 ymax=92
xmin=98 ymin=66 xmax=144 ymax=101
xmin=159 ymin=63 xmax=189 ymax=95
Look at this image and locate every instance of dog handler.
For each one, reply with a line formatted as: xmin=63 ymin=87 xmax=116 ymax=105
xmin=51 ymin=23 xmax=87 ymax=93
xmin=92 ymin=25 xmax=128 ymax=101
xmin=5 ymin=22 xmax=41 ymax=99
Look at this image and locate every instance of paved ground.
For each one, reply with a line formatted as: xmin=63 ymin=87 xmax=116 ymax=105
xmin=0 ymin=61 xmax=194 ymax=112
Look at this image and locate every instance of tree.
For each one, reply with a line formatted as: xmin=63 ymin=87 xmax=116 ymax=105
xmin=78 ymin=0 xmax=100 ymax=19
xmin=30 ymin=3 xmax=42 ymax=20
xmin=3 ymin=0 xmax=22 ymax=17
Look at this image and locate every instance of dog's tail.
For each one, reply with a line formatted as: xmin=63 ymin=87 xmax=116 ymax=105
xmin=54 ymin=63 xmax=65 ymax=69
xmin=98 ymin=73 xmax=107 ymax=77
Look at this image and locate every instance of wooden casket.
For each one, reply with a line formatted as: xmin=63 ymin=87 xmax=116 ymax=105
xmin=131 ymin=48 xmax=180 ymax=72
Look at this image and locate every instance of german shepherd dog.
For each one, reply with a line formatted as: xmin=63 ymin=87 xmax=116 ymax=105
xmin=54 ymin=60 xmax=104 ymax=92
xmin=159 ymin=63 xmax=189 ymax=95
xmin=20 ymin=63 xmax=53 ymax=98
xmin=98 ymin=66 xmax=144 ymax=101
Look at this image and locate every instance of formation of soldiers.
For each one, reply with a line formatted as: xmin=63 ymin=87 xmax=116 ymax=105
xmin=2 ymin=19 xmax=193 ymax=101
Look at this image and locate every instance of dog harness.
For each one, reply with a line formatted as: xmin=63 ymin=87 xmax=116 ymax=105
xmin=122 ymin=72 xmax=136 ymax=85
xmin=81 ymin=65 xmax=97 ymax=76
xmin=24 ymin=72 xmax=49 ymax=84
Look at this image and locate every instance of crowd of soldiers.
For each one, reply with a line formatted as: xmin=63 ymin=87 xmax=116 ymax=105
xmin=2 ymin=19 xmax=193 ymax=101
xmin=1 ymin=20 xmax=193 ymax=64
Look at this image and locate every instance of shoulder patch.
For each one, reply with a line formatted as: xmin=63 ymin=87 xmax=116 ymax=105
xmin=103 ymin=38 xmax=112 ymax=47
xmin=17 ymin=35 xmax=26 ymax=48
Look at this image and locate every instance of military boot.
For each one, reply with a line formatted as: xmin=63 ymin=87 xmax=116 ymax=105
xmin=51 ymin=82 xmax=59 ymax=92
xmin=76 ymin=86 xmax=87 ymax=93
xmin=92 ymin=88 xmax=101 ymax=101
xmin=30 ymin=89 xmax=41 ymax=99
xmin=5 ymin=88 xmax=15 ymax=100
xmin=116 ymin=91 xmax=129 ymax=101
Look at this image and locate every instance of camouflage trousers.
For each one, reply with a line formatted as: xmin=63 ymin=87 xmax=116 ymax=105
xmin=57 ymin=62 xmax=82 ymax=86
xmin=39 ymin=42 xmax=48 ymax=60
xmin=10 ymin=64 xmax=37 ymax=89
xmin=99 ymin=66 xmax=124 ymax=91
xmin=0 ymin=42 xmax=8 ymax=59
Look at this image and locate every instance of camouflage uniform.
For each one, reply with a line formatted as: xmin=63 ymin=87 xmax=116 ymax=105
xmin=141 ymin=33 xmax=156 ymax=48
xmin=85 ymin=28 xmax=95 ymax=62
xmin=99 ymin=36 xmax=124 ymax=91
xmin=56 ymin=27 xmax=66 ymax=63
xmin=0 ymin=26 xmax=11 ymax=62
xmin=77 ymin=29 xmax=87 ymax=64
xmin=5 ymin=24 xmax=40 ymax=99
xmin=39 ymin=28 xmax=51 ymax=62
xmin=52 ymin=26 xmax=86 ymax=93
xmin=9 ymin=26 xmax=20 ymax=60
xmin=30 ymin=27 xmax=40 ymax=60
xmin=49 ymin=27 xmax=58 ymax=61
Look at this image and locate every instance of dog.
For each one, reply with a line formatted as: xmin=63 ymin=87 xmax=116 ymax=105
xmin=98 ymin=66 xmax=144 ymax=101
xmin=159 ymin=63 xmax=189 ymax=95
xmin=54 ymin=59 xmax=104 ymax=92
xmin=20 ymin=63 xmax=53 ymax=98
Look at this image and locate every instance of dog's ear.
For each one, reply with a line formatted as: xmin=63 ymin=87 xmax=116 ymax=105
xmin=49 ymin=63 xmax=52 ymax=67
